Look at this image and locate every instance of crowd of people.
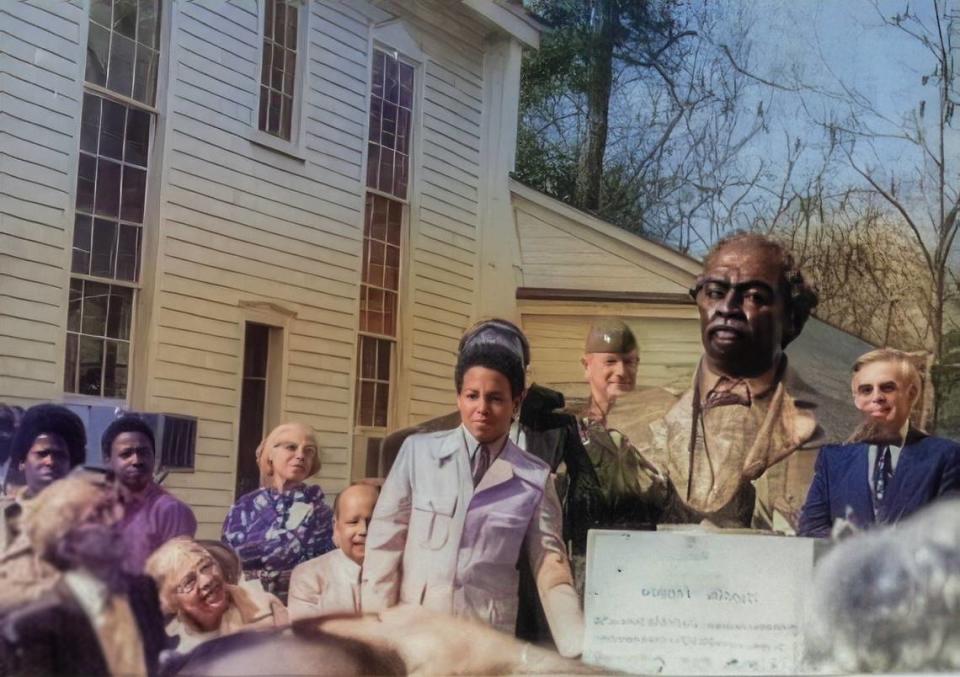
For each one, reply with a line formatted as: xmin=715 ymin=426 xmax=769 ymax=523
xmin=0 ymin=232 xmax=958 ymax=676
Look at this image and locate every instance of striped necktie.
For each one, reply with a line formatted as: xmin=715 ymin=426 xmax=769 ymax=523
xmin=472 ymin=444 xmax=491 ymax=487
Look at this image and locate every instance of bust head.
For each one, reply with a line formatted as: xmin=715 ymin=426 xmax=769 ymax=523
xmin=257 ymin=423 xmax=320 ymax=491
xmin=692 ymin=233 xmax=818 ymax=379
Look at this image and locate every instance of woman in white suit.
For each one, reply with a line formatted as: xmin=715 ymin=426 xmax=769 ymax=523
xmin=361 ymin=342 xmax=584 ymax=657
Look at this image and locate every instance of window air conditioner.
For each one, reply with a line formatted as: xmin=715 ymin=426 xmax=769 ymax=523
xmin=64 ymin=404 xmax=197 ymax=472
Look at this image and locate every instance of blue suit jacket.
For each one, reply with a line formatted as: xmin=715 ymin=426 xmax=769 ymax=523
xmin=798 ymin=431 xmax=960 ymax=537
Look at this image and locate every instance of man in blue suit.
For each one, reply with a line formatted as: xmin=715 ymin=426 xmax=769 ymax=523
xmin=798 ymin=348 xmax=960 ymax=537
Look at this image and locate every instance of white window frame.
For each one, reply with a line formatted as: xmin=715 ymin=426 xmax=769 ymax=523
xmin=247 ymin=0 xmax=310 ymax=159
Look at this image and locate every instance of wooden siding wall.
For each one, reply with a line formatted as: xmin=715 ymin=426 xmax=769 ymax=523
xmin=368 ymin=1 xmax=485 ymax=426
xmin=0 ymin=1 xmax=83 ymax=404
xmin=152 ymin=0 xmax=487 ymax=537
xmin=514 ymin=195 xmax=694 ymax=294
xmin=520 ymin=301 xmax=703 ymax=401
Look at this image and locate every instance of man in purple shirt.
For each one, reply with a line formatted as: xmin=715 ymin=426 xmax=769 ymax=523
xmin=103 ymin=415 xmax=197 ymax=573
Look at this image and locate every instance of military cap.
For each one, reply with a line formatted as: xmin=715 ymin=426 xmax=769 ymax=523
xmin=584 ymin=319 xmax=637 ymax=354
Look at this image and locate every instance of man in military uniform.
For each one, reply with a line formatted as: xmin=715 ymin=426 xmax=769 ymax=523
xmin=609 ymin=232 xmax=826 ymax=531
xmin=563 ymin=320 xmax=667 ymax=588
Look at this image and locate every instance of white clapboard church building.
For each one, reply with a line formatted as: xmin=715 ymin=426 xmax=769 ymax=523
xmin=0 ymin=0 xmax=866 ymax=537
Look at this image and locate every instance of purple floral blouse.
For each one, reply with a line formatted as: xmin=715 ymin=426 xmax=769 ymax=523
xmin=221 ymin=484 xmax=334 ymax=603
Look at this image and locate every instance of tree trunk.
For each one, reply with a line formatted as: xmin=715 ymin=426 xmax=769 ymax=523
xmin=574 ymin=0 xmax=616 ymax=212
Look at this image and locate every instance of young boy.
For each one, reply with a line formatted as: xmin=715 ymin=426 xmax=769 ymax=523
xmin=287 ymin=482 xmax=379 ymax=619
xmin=361 ymin=342 xmax=584 ymax=657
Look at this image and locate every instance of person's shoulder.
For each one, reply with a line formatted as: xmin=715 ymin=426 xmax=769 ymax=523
xmin=503 ymin=439 xmax=551 ymax=487
xmin=915 ymin=434 xmax=960 ymax=455
xmin=291 ymin=549 xmax=338 ymax=578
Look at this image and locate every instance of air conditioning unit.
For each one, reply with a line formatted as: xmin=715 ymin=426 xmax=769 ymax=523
xmin=63 ymin=404 xmax=197 ymax=472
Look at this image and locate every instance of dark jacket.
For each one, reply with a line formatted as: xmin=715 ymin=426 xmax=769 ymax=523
xmin=798 ymin=430 xmax=960 ymax=537
xmin=0 ymin=574 xmax=167 ymax=677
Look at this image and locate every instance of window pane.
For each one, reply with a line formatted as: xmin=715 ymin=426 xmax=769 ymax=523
xmin=378 ymin=148 xmax=394 ymax=195
xmin=385 ymin=57 xmax=399 ymax=104
xmin=280 ymin=94 xmax=292 ymax=140
xmin=258 ymin=86 xmax=269 ymax=131
xmin=76 ymin=154 xmax=96 ymax=214
xmin=81 ymin=281 xmax=110 ymax=336
xmin=100 ymin=98 xmax=126 ymax=160
xmin=273 ymin=1 xmax=285 ymax=43
xmin=90 ymin=0 xmax=112 ymax=27
xmin=113 ymin=0 xmax=137 ymax=39
xmin=386 ymin=199 xmax=403 ymax=244
xmin=374 ymin=382 xmax=389 ymax=427
xmin=106 ymin=285 xmax=133 ymax=340
xmin=399 ymin=62 xmax=414 ymax=109
xmin=394 ymin=156 xmax=408 ymax=197
xmin=368 ymin=97 xmax=382 ymax=146
xmin=271 ymin=44 xmax=284 ymax=91
xmin=132 ymin=43 xmax=158 ymax=106
xmin=85 ymin=22 xmax=109 ymax=87
xmin=381 ymin=101 xmax=397 ymax=148
xmin=368 ymin=196 xmax=386 ymax=241
xmin=260 ymin=39 xmax=271 ymax=86
xmin=283 ymin=49 xmax=296 ymax=95
xmin=265 ymin=0 xmax=274 ymax=42
xmin=72 ymin=214 xmax=93 ymax=274
xmin=67 ymin=279 xmax=84 ymax=332
xmin=383 ymin=291 xmax=396 ymax=336
xmin=268 ymin=90 xmax=281 ymax=134
xmin=365 ymin=143 xmax=379 ymax=188
xmin=367 ymin=240 xmax=385 ymax=286
xmin=371 ymin=51 xmax=384 ymax=99
xmin=63 ymin=333 xmax=79 ymax=393
xmin=396 ymin=108 xmax=410 ymax=156
xmin=285 ymin=3 xmax=297 ymax=47
xmin=78 ymin=336 xmax=104 ymax=396
xmin=357 ymin=380 xmax=375 ymax=426
xmin=80 ymin=93 xmax=101 ymax=154
xmin=360 ymin=336 xmax=376 ymax=380
xmin=91 ymin=218 xmax=118 ymax=278
xmin=137 ymin=0 xmax=159 ymax=49
xmin=107 ymin=33 xmax=135 ymax=98
xmin=121 ymin=166 xmax=147 ymax=222
xmin=385 ymin=245 xmax=400 ymax=290
xmin=124 ymin=107 xmax=150 ymax=166
xmin=116 ymin=224 xmax=140 ymax=281
xmin=95 ymin=159 xmax=121 ymax=218
xmin=103 ymin=340 xmax=129 ymax=398
xmin=376 ymin=339 xmax=391 ymax=381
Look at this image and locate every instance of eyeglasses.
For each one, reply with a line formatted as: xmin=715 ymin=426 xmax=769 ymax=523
xmin=175 ymin=558 xmax=217 ymax=595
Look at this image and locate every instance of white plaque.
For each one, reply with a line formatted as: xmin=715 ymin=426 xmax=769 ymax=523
xmin=583 ymin=530 xmax=823 ymax=675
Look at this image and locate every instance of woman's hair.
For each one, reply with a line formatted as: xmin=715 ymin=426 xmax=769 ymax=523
xmin=146 ymin=536 xmax=220 ymax=616
xmin=454 ymin=344 xmax=525 ymax=398
xmin=255 ymin=422 xmax=321 ymax=487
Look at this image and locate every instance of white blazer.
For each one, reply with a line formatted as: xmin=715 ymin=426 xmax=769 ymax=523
xmin=361 ymin=426 xmax=583 ymax=656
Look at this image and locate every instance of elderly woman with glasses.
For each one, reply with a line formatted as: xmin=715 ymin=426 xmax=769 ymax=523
xmin=145 ymin=537 xmax=287 ymax=654
xmin=221 ymin=423 xmax=334 ymax=603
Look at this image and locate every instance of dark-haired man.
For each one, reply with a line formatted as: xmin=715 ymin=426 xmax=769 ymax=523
xmin=1 ymin=404 xmax=87 ymax=550
xmin=611 ymin=232 xmax=827 ymax=530
xmin=103 ymin=415 xmax=196 ymax=573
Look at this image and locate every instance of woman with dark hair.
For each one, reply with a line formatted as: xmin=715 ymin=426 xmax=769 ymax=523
xmin=361 ymin=343 xmax=584 ymax=657
xmin=221 ymin=422 xmax=333 ymax=604
xmin=1 ymin=404 xmax=87 ymax=550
